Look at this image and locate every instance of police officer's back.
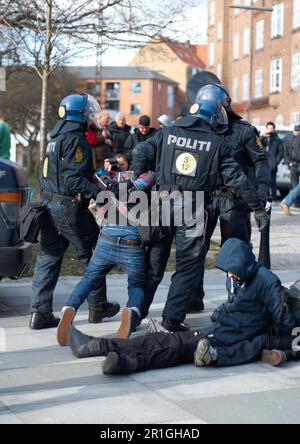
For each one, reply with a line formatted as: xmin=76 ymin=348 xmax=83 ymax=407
xmin=132 ymin=100 xmax=269 ymax=332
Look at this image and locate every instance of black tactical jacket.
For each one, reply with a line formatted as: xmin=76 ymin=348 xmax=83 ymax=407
xmin=40 ymin=120 xmax=99 ymax=200
xmin=132 ymin=116 xmax=261 ymax=210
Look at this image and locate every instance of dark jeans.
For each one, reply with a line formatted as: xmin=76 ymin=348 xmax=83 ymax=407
xmin=66 ymin=235 xmax=146 ymax=314
xmin=87 ymin=330 xmax=296 ymax=371
xmin=291 ymin=166 xmax=300 ymax=207
xmin=193 ymin=194 xmax=251 ymax=302
xmin=31 ymin=200 xmax=106 ymax=313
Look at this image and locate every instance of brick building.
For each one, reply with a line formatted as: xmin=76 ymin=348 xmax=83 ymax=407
xmin=207 ymin=0 xmax=300 ymax=129
xmin=130 ymin=37 xmax=207 ymax=96
xmin=71 ymin=66 xmax=178 ymax=127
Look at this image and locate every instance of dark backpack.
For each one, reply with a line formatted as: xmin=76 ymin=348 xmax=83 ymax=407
xmin=18 ymin=204 xmax=48 ymax=243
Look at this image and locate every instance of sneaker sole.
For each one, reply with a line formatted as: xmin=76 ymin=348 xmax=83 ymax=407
xmin=57 ymin=307 xmax=76 ymax=347
xmin=261 ymin=350 xmax=286 ymax=366
xmin=116 ymin=308 xmax=132 ymax=339
xmin=194 ymin=339 xmax=210 ymax=367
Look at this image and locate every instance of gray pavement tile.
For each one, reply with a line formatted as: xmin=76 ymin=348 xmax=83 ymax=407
xmin=0 ymin=382 xmax=201 ymax=424
xmin=177 ymin=387 xmax=300 ymax=424
xmin=0 ymin=403 xmax=23 ymax=424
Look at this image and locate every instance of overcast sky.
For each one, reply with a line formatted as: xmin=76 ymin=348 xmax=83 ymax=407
xmin=72 ymin=0 xmax=208 ymax=66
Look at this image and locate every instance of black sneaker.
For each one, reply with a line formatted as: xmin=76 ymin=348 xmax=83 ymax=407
xmin=162 ymin=317 xmax=190 ymax=333
xmin=116 ymin=308 xmax=140 ymax=339
xmin=89 ymin=302 xmax=120 ymax=324
xmin=102 ymin=351 xmax=138 ymax=375
xmin=29 ymin=312 xmax=60 ymax=330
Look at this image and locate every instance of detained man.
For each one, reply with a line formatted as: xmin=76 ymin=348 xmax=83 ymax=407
xmin=60 ymin=239 xmax=298 ymax=374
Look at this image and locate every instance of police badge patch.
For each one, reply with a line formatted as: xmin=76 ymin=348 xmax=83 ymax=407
xmin=172 ymin=150 xmax=199 ymax=177
xmin=75 ymin=147 xmax=84 ymax=163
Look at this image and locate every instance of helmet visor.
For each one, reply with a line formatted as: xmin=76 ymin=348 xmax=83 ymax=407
xmin=85 ymin=94 xmax=101 ymax=129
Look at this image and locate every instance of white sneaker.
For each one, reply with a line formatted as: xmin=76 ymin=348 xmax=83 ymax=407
xmin=147 ymin=318 xmax=169 ymax=334
xmin=194 ymin=338 xmax=218 ymax=367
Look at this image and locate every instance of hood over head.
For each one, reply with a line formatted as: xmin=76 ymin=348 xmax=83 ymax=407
xmin=215 ymin=238 xmax=259 ymax=283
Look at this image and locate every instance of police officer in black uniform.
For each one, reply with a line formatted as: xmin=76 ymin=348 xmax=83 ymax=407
xmin=132 ymin=99 xmax=269 ymax=332
xmin=30 ymin=94 xmax=119 ymax=330
xmin=189 ymin=84 xmax=271 ymax=312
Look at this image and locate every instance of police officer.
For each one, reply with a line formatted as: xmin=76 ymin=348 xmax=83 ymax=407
xmin=132 ymin=99 xmax=269 ymax=332
xmin=189 ymin=84 xmax=271 ymax=312
xmin=30 ymin=94 xmax=120 ymax=330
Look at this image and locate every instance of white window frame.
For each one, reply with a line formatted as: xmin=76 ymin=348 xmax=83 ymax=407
xmin=254 ymin=69 xmax=263 ymax=98
xmin=291 ymin=53 xmax=300 ymax=90
xmin=234 ymin=0 xmax=240 ymax=16
xmin=234 ymin=33 xmax=239 ymax=60
xmin=256 ymin=20 xmax=264 ymax=50
xmin=243 ymin=28 xmax=250 ymax=56
xmin=209 ymin=42 xmax=215 ymax=67
xmin=293 ymin=0 xmax=300 ymax=30
xmin=290 ymin=112 xmax=300 ymax=126
xmin=218 ymin=21 xmax=223 ymax=40
xmin=271 ymin=3 xmax=284 ymax=39
xmin=210 ymin=1 xmax=216 ymax=26
xmin=233 ymin=77 xmax=239 ymax=102
xmin=242 ymin=74 xmax=249 ymax=101
xmin=167 ymin=86 xmax=174 ymax=109
xmin=217 ymin=64 xmax=222 ymax=80
xmin=270 ymin=58 xmax=282 ymax=93
xmin=275 ymin=114 xmax=284 ymax=127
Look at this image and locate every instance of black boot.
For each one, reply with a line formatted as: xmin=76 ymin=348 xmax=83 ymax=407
xmin=89 ymin=302 xmax=120 ymax=324
xmin=162 ymin=317 xmax=190 ymax=333
xmin=29 ymin=312 xmax=60 ymax=330
xmin=69 ymin=325 xmax=107 ymax=359
xmin=102 ymin=351 xmax=138 ymax=375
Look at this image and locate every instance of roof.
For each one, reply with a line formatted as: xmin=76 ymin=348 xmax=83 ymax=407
xmin=165 ymin=40 xmax=206 ymax=69
xmin=68 ymin=66 xmax=178 ymax=84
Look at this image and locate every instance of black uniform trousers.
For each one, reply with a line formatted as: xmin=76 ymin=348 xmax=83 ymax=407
xmin=90 ymin=330 xmax=296 ymax=371
xmin=31 ymin=200 xmax=106 ymax=313
xmin=193 ymin=193 xmax=252 ymax=302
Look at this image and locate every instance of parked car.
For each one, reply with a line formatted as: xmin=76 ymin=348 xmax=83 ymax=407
xmin=0 ymin=159 xmax=32 ymax=281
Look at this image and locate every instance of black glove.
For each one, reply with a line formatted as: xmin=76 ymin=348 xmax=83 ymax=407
xmin=255 ymin=208 xmax=270 ymax=232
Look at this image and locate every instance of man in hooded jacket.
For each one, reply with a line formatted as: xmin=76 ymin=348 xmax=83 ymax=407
xmin=61 ymin=238 xmax=298 ymax=374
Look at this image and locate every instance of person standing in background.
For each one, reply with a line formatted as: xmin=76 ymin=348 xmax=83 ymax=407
xmin=284 ymin=125 xmax=300 ymax=208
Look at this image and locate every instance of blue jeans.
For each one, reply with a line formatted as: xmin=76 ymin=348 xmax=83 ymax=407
xmin=283 ymin=179 xmax=300 ymax=208
xmin=66 ymin=236 xmax=146 ymax=313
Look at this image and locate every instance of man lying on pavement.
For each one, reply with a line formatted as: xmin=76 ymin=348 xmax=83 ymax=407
xmin=58 ymin=238 xmax=299 ymax=374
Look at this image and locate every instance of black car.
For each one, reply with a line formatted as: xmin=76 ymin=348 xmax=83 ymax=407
xmin=0 ymin=159 xmax=32 ymax=280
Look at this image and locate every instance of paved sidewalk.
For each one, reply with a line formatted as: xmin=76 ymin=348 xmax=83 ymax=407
xmin=0 ymin=268 xmax=300 ymax=424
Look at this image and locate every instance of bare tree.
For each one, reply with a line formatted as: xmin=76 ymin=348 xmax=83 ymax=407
xmin=0 ymin=0 xmax=197 ymax=164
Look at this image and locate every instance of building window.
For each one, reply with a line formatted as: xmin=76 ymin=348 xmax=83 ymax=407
xmin=217 ymin=64 xmax=222 ymax=80
xmin=209 ymin=42 xmax=215 ymax=67
xmin=252 ymin=118 xmax=261 ymax=128
xmin=131 ymin=82 xmax=141 ymax=94
xmin=256 ymin=20 xmax=264 ymax=50
xmin=271 ymin=3 xmax=284 ymax=39
xmin=233 ymin=33 xmax=239 ymax=60
xmin=242 ymin=74 xmax=249 ymax=101
xmin=244 ymin=0 xmax=252 ymax=5
xmin=291 ymin=53 xmax=300 ymax=90
xmin=275 ymin=114 xmax=284 ymax=127
xmin=254 ymin=69 xmax=263 ymax=98
xmin=210 ymin=1 xmax=216 ymax=26
xmin=233 ymin=77 xmax=239 ymax=102
xmin=293 ymin=0 xmax=300 ymax=30
xmin=131 ymin=104 xmax=141 ymax=115
xmin=270 ymin=58 xmax=282 ymax=93
xmin=290 ymin=112 xmax=300 ymax=126
xmin=86 ymin=82 xmax=101 ymax=97
xmin=167 ymin=86 xmax=174 ymax=109
xmin=234 ymin=0 xmax=240 ymax=16
xmin=218 ymin=21 xmax=223 ymax=40
xmin=243 ymin=28 xmax=250 ymax=56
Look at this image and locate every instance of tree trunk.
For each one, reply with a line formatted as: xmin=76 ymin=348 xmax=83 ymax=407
xmin=39 ymin=0 xmax=52 ymax=168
